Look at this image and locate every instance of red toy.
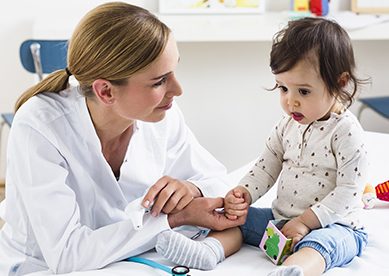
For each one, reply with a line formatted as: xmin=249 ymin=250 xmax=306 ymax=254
xmin=375 ymin=180 xmax=389 ymax=201
xmin=310 ymin=0 xmax=329 ymax=16
xmin=362 ymin=180 xmax=389 ymax=209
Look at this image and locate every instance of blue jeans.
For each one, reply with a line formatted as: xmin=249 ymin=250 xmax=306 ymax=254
xmin=239 ymin=207 xmax=368 ymax=271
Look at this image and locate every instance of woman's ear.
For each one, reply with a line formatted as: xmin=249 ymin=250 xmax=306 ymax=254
xmin=92 ymin=79 xmax=115 ymax=105
xmin=338 ymin=72 xmax=350 ymax=88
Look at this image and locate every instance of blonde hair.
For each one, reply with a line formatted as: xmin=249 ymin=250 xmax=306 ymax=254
xmin=15 ymin=2 xmax=170 ymax=111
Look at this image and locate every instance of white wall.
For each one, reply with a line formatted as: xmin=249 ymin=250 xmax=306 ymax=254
xmin=175 ymin=41 xmax=278 ymax=171
xmin=175 ymin=40 xmax=389 ymax=172
xmin=1 ymin=0 xmax=388 ymax=178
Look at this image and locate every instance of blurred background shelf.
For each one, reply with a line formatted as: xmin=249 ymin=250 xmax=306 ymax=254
xmin=32 ymin=12 xmax=389 ymax=42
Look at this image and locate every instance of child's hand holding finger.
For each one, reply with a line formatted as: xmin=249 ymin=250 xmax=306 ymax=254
xmin=224 ymin=187 xmax=249 ymax=220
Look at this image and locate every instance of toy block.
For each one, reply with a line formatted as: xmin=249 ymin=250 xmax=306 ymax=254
xmin=259 ymin=219 xmax=292 ymax=265
xmin=376 ymin=180 xmax=389 ymax=201
xmin=292 ymin=0 xmax=309 ymax=12
xmin=310 ymin=0 xmax=329 ymax=16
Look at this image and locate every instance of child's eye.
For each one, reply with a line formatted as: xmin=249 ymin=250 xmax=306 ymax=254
xmin=299 ymin=89 xmax=310 ymax=96
xmin=277 ymin=85 xmax=288 ymax=92
xmin=152 ymin=76 xmax=168 ymax=87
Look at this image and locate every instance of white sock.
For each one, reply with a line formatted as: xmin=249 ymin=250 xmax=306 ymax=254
xmin=156 ymin=230 xmax=225 ymax=270
xmin=268 ymin=265 xmax=304 ymax=276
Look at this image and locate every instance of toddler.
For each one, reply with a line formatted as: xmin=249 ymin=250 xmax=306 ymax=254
xmin=156 ymin=17 xmax=369 ymax=276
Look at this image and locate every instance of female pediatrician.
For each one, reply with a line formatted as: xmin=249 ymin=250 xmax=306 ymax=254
xmin=0 ymin=2 xmax=243 ymax=275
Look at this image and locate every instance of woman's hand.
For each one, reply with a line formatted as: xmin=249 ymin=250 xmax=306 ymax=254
xmin=224 ymin=186 xmax=251 ymax=220
xmin=168 ymin=197 xmax=246 ymax=231
xmin=142 ymin=176 xmax=201 ymax=216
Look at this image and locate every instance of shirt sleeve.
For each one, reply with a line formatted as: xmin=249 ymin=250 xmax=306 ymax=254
xmin=7 ymin=123 xmax=171 ymax=273
xmin=163 ymin=104 xmax=231 ymax=197
xmin=239 ymin=117 xmax=286 ymax=202
xmin=311 ymin=120 xmax=368 ymax=227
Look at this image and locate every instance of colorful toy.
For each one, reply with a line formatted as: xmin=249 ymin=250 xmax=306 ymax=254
xmin=309 ymin=0 xmax=329 ymax=16
xmin=292 ymin=0 xmax=309 ymax=12
xmin=362 ymin=181 xmax=389 ymax=209
xmin=259 ymin=220 xmax=292 ymax=265
xmin=376 ymin=180 xmax=389 ymax=201
xmin=362 ymin=183 xmax=377 ymax=209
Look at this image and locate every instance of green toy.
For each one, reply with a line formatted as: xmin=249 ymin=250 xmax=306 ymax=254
xmin=263 ymin=227 xmax=280 ymax=260
xmin=259 ymin=220 xmax=293 ymax=265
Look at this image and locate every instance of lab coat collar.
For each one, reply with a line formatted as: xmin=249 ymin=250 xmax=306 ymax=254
xmin=73 ymin=87 xmax=140 ymax=150
xmin=74 ymin=89 xmax=102 ymax=152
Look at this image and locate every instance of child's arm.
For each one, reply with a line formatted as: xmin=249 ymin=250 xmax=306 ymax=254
xmin=224 ymin=186 xmax=251 ymax=220
xmin=239 ymin=117 xmax=288 ymax=203
xmin=311 ymin=120 xmax=368 ymax=228
xmin=281 ymin=208 xmax=321 ymax=246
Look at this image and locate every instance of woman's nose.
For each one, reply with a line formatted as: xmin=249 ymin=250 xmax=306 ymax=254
xmin=166 ymin=74 xmax=183 ymax=98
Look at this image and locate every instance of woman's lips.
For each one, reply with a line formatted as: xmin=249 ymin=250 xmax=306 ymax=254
xmin=291 ymin=112 xmax=304 ymax=121
xmin=157 ymin=102 xmax=173 ymax=110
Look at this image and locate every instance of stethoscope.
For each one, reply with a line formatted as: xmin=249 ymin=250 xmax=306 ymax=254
xmin=127 ymin=256 xmax=190 ymax=276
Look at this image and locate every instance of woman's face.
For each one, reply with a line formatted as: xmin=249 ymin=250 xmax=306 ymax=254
xmin=111 ymin=35 xmax=182 ymax=123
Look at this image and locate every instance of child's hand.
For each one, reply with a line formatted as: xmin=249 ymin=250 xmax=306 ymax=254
xmin=281 ymin=217 xmax=310 ymax=247
xmin=224 ymin=186 xmax=251 ymax=220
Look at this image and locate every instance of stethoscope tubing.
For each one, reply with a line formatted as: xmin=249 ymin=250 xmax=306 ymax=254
xmin=126 ymin=256 xmax=189 ymax=275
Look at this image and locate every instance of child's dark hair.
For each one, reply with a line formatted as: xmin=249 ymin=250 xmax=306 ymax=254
xmin=270 ymin=17 xmax=367 ymax=107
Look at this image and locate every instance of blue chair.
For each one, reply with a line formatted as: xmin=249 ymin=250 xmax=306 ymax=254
xmin=19 ymin=39 xmax=68 ymax=82
xmin=357 ymin=96 xmax=389 ymax=121
xmin=0 ymin=114 xmax=14 ymax=127
xmin=0 ymin=39 xmax=68 ymax=128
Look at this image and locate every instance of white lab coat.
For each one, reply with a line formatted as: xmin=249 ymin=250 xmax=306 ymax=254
xmin=0 ymin=86 xmax=230 ymax=275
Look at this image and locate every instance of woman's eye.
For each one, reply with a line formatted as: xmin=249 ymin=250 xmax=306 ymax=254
xmin=278 ymin=85 xmax=288 ymax=92
xmin=153 ymin=76 xmax=168 ymax=87
xmin=299 ymin=89 xmax=310 ymax=96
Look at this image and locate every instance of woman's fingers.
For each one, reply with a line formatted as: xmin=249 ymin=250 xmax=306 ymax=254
xmin=225 ymin=195 xmax=245 ymax=204
xmin=171 ymin=193 xmax=193 ymax=213
xmin=151 ymin=182 xmax=176 ymax=216
xmin=162 ymin=188 xmax=192 ymax=214
xmin=225 ymin=213 xmax=238 ymax=220
xmin=143 ymin=176 xmax=195 ymax=216
xmin=142 ymin=176 xmax=169 ymax=208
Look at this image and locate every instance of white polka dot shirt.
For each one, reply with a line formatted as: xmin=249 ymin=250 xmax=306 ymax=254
xmin=240 ymin=110 xmax=368 ymax=229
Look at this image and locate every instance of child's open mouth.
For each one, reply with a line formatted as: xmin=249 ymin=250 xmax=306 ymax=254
xmin=291 ymin=112 xmax=304 ymax=121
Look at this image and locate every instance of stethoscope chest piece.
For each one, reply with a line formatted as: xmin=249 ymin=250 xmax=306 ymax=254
xmin=172 ymin=265 xmax=190 ymax=275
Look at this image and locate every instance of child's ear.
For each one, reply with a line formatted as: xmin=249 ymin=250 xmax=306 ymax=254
xmin=338 ymin=72 xmax=350 ymax=88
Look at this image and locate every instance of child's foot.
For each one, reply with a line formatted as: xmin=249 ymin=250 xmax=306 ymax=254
xmin=156 ymin=230 xmax=225 ymax=270
xmin=268 ymin=265 xmax=304 ymax=276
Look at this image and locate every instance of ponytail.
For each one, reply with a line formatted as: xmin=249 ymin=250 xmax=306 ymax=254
xmin=15 ymin=2 xmax=170 ymax=112
xmin=15 ymin=69 xmax=70 ymax=112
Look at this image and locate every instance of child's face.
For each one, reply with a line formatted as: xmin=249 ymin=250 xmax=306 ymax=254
xmin=275 ymin=58 xmax=336 ymax=125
